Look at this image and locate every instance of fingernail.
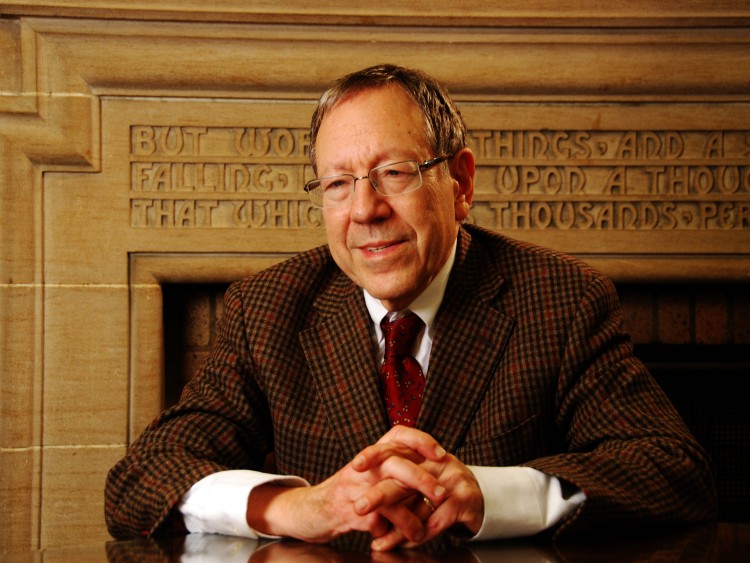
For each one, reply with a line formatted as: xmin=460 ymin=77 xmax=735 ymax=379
xmin=435 ymin=485 xmax=446 ymax=498
xmin=435 ymin=445 xmax=446 ymax=457
xmin=354 ymin=497 xmax=368 ymax=512
xmin=371 ymin=538 xmax=385 ymax=551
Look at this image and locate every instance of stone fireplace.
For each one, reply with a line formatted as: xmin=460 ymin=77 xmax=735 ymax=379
xmin=1 ymin=2 xmax=749 ymax=551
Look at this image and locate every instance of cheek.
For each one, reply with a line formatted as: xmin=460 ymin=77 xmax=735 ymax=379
xmin=322 ymin=210 xmax=347 ymax=241
xmin=416 ymin=193 xmax=455 ymax=238
xmin=323 ymin=214 xmax=355 ymax=268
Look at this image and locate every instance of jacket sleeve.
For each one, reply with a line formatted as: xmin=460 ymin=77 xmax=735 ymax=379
xmin=524 ymin=272 xmax=717 ymax=537
xmin=104 ymin=281 xmax=274 ymax=539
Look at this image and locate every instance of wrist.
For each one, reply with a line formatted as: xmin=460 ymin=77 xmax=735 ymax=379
xmin=246 ymin=482 xmax=300 ymax=537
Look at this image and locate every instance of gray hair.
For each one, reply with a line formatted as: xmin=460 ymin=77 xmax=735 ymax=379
xmin=309 ymin=64 xmax=467 ymax=172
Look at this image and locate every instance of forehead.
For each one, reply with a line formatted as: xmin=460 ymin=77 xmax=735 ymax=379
xmin=332 ymin=81 xmax=419 ymax=111
xmin=315 ymin=85 xmax=430 ymax=168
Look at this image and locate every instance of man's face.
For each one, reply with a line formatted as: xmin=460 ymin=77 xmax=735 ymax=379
xmin=315 ymin=85 xmax=473 ymax=312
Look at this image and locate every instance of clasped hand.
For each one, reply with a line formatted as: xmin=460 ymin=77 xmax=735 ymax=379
xmin=248 ymin=426 xmax=484 ymax=551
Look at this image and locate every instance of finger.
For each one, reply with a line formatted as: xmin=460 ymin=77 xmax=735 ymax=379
xmin=404 ymin=497 xmax=444 ymax=547
xmin=371 ymin=526 xmax=406 ymax=552
xmin=373 ymin=501 xmax=426 ymax=546
xmin=365 ymin=512 xmax=393 ymax=539
xmin=353 ymin=427 xmax=446 ymax=472
xmin=351 ymin=442 xmax=425 ymax=473
xmin=353 ymin=478 xmax=414 ymax=515
xmin=421 ymin=487 xmax=483 ymax=541
xmin=354 ymin=461 xmax=446 ymax=514
xmin=377 ymin=426 xmax=447 ymax=462
xmin=379 ymin=455 xmax=444 ymax=495
xmin=371 ymin=499 xmax=441 ymax=552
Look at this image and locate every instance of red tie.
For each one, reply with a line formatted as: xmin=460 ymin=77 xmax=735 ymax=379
xmin=380 ymin=312 xmax=425 ymax=427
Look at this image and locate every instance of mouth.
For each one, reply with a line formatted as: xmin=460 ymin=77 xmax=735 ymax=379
xmin=366 ymin=243 xmax=395 ymax=253
xmin=358 ymin=239 xmax=404 ymax=255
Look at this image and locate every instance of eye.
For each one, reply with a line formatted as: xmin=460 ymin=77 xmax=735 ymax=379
xmin=383 ymin=167 xmax=406 ymax=178
xmin=322 ymin=176 xmax=351 ymax=191
xmin=376 ymin=162 xmax=415 ymax=183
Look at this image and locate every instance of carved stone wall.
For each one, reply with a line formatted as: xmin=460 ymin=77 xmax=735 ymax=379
xmin=1 ymin=1 xmax=749 ymax=551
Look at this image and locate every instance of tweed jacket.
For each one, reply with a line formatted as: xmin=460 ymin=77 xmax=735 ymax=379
xmin=105 ymin=224 xmax=716 ymax=539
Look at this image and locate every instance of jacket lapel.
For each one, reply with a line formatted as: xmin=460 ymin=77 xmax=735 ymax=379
xmin=418 ymin=228 xmax=516 ymax=453
xmin=299 ymin=272 xmax=390 ymax=462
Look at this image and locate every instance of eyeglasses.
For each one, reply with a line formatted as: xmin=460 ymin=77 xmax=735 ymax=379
xmin=304 ymin=155 xmax=452 ymax=208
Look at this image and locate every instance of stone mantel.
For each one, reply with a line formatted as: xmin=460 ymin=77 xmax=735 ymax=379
xmin=1 ymin=1 xmax=749 ymax=551
xmin=3 ymin=1 xmax=750 ymax=27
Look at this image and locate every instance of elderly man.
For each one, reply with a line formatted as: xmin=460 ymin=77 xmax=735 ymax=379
xmin=105 ymin=64 xmax=716 ymax=551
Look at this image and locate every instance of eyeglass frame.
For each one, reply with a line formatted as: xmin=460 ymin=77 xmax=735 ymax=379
xmin=303 ymin=154 xmax=454 ymax=208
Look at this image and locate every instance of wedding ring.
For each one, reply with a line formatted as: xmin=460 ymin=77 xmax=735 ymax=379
xmin=422 ymin=496 xmax=436 ymax=512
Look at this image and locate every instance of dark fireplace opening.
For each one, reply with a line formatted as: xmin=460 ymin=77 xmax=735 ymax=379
xmin=162 ymin=281 xmax=749 ymax=522
xmin=163 ymin=283 xmax=228 ymax=408
xmin=636 ymin=343 xmax=749 ymax=522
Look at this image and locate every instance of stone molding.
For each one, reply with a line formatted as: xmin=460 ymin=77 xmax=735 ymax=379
xmin=2 ymin=1 xmax=750 ymax=26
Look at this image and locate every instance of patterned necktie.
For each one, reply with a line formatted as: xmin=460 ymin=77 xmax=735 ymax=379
xmin=380 ymin=312 xmax=425 ymax=427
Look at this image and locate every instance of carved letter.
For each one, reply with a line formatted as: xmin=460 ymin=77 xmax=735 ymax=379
xmin=158 ymin=127 xmax=185 ymax=156
xmin=234 ymin=128 xmax=271 ymax=157
xmin=704 ymin=132 xmax=724 ymax=158
xmin=132 ymin=126 xmax=156 ymax=156
xmin=496 ymin=166 xmax=519 ymax=194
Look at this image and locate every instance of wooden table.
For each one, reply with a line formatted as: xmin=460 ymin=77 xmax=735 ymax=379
xmin=5 ymin=522 xmax=748 ymax=562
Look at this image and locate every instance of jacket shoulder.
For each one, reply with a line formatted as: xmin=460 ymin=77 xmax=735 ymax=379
xmin=463 ymin=224 xmax=605 ymax=286
xmin=223 ymin=245 xmax=353 ymax=325
xmin=234 ymin=244 xmax=337 ymax=293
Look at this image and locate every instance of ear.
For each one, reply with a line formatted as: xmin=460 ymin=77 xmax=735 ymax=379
xmin=450 ymin=148 xmax=475 ymax=222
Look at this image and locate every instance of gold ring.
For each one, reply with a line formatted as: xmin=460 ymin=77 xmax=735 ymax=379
xmin=422 ymin=496 xmax=436 ymax=512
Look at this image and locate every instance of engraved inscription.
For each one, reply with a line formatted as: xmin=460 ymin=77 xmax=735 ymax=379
xmin=130 ymin=125 xmax=750 ymax=230
xmin=467 ymin=130 xmax=750 ymax=230
xmin=130 ymin=126 xmax=321 ymax=228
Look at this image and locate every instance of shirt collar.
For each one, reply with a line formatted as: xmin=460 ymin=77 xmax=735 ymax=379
xmin=364 ymin=238 xmax=457 ymax=330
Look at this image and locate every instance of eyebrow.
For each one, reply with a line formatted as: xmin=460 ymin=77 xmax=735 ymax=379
xmin=320 ymin=152 xmax=424 ymax=175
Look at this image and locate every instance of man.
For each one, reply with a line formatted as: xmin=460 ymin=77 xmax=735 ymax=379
xmin=105 ymin=64 xmax=716 ymax=551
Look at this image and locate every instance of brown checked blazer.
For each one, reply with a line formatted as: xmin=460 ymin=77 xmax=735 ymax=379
xmin=105 ymin=224 xmax=716 ymax=539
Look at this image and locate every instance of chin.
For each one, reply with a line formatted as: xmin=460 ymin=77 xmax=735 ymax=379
xmin=359 ymin=272 xmax=419 ymax=303
xmin=369 ymin=288 xmax=417 ymax=311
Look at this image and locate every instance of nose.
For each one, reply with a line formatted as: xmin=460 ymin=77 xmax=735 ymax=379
xmin=349 ymin=176 xmax=390 ymax=222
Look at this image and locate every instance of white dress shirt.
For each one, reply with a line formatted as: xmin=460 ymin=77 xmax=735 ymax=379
xmin=180 ymin=240 xmax=585 ymax=539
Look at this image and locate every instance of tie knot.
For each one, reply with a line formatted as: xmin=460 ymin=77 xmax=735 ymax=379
xmin=381 ymin=312 xmax=423 ymax=358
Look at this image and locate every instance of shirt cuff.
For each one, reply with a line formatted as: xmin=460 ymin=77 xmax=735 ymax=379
xmin=178 ymin=470 xmax=309 ymax=539
xmin=468 ymin=466 xmax=586 ymax=541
